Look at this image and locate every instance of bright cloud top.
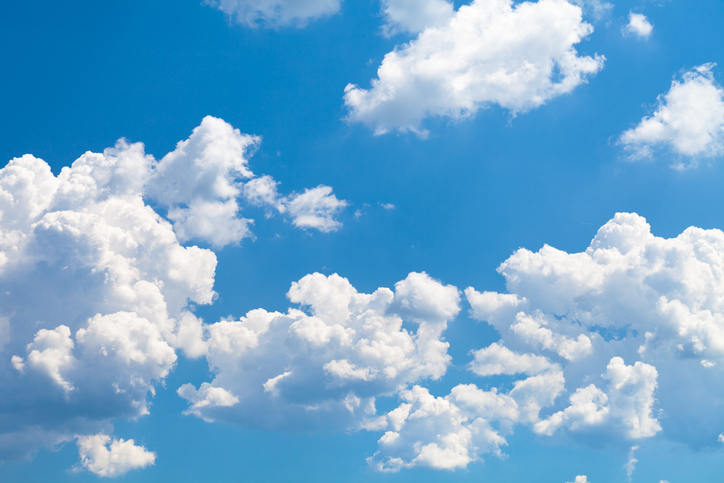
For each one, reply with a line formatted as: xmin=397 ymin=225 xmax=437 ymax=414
xmin=0 ymin=117 xmax=343 ymax=464
xmin=203 ymin=0 xmax=341 ymax=27
xmin=345 ymin=0 xmax=604 ymax=136
xmin=77 ymin=435 xmax=155 ymax=478
xmin=624 ymin=12 xmax=653 ymax=39
xmin=620 ymin=64 xmax=724 ymax=163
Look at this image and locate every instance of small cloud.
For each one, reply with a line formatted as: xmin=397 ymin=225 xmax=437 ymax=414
xmin=379 ymin=203 xmax=395 ymax=210
xmin=624 ymin=12 xmax=653 ymax=39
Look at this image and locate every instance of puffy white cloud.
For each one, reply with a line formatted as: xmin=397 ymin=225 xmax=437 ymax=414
xmin=177 ymin=272 xmax=460 ymax=430
xmin=203 ymin=0 xmax=340 ymax=28
xmin=369 ymin=363 xmax=567 ymax=471
xmin=380 ymin=0 xmax=454 ymax=35
xmin=624 ymin=12 xmax=653 ymax=39
xmin=567 ymin=476 xmax=590 ymax=483
xmin=466 ymin=212 xmax=724 ymax=448
xmin=145 ymin=116 xmax=346 ymax=246
xmin=77 ymin=434 xmax=155 ymax=478
xmin=0 ymin=116 xmax=343 ymax=462
xmin=345 ymin=0 xmax=604 ymax=136
xmin=620 ymin=64 xmax=724 ymax=163
xmin=285 ymin=186 xmax=348 ymax=232
xmin=534 ymin=357 xmax=660 ymax=438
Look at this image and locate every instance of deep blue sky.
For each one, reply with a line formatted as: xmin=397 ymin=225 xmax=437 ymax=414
xmin=2 ymin=0 xmax=724 ymax=481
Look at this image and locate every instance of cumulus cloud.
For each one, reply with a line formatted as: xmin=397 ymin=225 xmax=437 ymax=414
xmin=345 ymin=0 xmax=604 ymax=136
xmin=466 ymin=212 xmax=724 ymax=448
xmin=285 ymin=186 xmax=348 ymax=232
xmin=203 ymin=0 xmax=340 ymax=28
xmin=0 ymin=116 xmax=343 ymax=463
xmin=620 ymin=64 xmax=724 ymax=164
xmin=567 ymin=477 xmax=590 ymax=483
xmin=624 ymin=12 xmax=653 ymax=39
xmin=77 ymin=434 xmax=155 ymax=477
xmin=177 ymin=272 xmax=460 ymax=430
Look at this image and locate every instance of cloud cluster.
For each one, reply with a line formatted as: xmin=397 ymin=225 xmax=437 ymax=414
xmin=620 ymin=64 xmax=724 ymax=164
xmin=345 ymin=0 xmax=604 ymax=136
xmin=178 ymin=272 xmax=461 ymax=430
xmin=203 ymin=0 xmax=341 ymax=27
xmin=467 ymin=213 xmax=724 ymax=448
xmin=0 ymin=117 xmax=344 ymax=464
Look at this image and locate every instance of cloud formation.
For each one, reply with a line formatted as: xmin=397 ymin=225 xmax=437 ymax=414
xmin=203 ymin=0 xmax=341 ymax=27
xmin=620 ymin=64 xmax=724 ymax=164
xmin=0 ymin=117 xmax=344 ymax=464
xmin=77 ymin=434 xmax=155 ymax=477
xmin=345 ymin=0 xmax=604 ymax=136
xmin=467 ymin=212 xmax=724 ymax=449
xmin=624 ymin=12 xmax=653 ymax=39
xmin=178 ymin=272 xmax=461 ymax=430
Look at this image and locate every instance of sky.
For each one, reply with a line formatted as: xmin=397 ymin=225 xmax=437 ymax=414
xmin=1 ymin=0 xmax=724 ymax=481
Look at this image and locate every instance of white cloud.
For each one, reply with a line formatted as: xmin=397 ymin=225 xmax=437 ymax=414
xmin=380 ymin=0 xmax=454 ymax=35
xmin=285 ymin=186 xmax=348 ymax=232
xmin=534 ymin=357 xmax=660 ymax=438
xmin=567 ymin=476 xmax=590 ymax=483
xmin=177 ymin=272 xmax=460 ymax=430
xmin=345 ymin=0 xmax=604 ymax=136
xmin=624 ymin=12 xmax=653 ymax=39
xmin=77 ymin=434 xmax=155 ymax=478
xmin=620 ymin=64 xmax=724 ymax=163
xmin=203 ymin=0 xmax=340 ymax=28
xmin=0 ymin=116 xmax=343 ymax=462
xmin=469 ymin=342 xmax=553 ymax=376
xmin=466 ymin=212 xmax=724 ymax=448
xmin=624 ymin=445 xmax=639 ymax=482
xmin=146 ymin=116 xmax=346 ymax=246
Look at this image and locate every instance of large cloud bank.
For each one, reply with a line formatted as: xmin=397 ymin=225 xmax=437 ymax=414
xmin=345 ymin=0 xmax=604 ymax=136
xmin=0 ymin=116 xmax=344 ymax=468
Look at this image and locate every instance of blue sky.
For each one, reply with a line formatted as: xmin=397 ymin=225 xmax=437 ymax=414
xmin=2 ymin=0 xmax=724 ymax=481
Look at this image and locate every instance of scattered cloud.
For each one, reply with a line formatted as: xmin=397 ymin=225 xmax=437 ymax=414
xmin=567 ymin=476 xmax=590 ymax=483
xmin=345 ymin=0 xmax=604 ymax=136
xmin=624 ymin=12 xmax=653 ymax=39
xmin=620 ymin=64 xmax=724 ymax=164
xmin=77 ymin=434 xmax=155 ymax=478
xmin=203 ymin=0 xmax=341 ymax=28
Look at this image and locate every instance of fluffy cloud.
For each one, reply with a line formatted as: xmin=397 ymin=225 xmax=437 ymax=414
xmin=467 ymin=212 xmax=724 ymax=448
xmin=77 ymin=434 xmax=155 ymax=477
xmin=624 ymin=12 xmax=653 ymax=39
xmin=620 ymin=64 xmax=724 ymax=163
xmin=177 ymin=272 xmax=460 ymax=430
xmin=285 ymin=186 xmax=348 ymax=232
xmin=203 ymin=0 xmax=340 ymax=27
xmin=345 ymin=0 xmax=604 ymax=136
xmin=0 ymin=117 xmax=343 ymax=462
xmin=567 ymin=477 xmax=590 ymax=483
